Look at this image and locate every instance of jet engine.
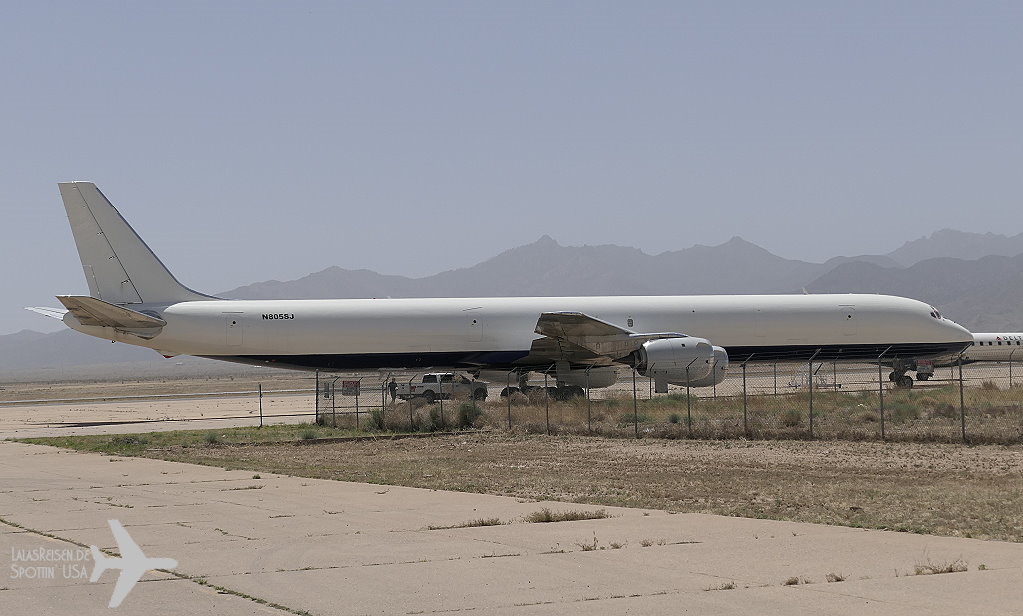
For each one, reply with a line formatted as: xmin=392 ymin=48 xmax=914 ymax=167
xmin=679 ymin=345 xmax=729 ymax=387
xmin=633 ymin=337 xmax=728 ymax=390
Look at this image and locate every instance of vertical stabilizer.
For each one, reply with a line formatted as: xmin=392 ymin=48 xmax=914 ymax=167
xmin=59 ymin=182 xmax=214 ymax=304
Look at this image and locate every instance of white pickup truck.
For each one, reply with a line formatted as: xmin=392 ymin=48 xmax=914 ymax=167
xmin=394 ymin=373 xmax=489 ymax=403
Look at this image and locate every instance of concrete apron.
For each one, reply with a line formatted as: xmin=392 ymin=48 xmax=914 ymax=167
xmin=1 ymin=440 xmax=1021 ymax=616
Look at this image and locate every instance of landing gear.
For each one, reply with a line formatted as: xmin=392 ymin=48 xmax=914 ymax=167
xmin=887 ymin=358 xmax=917 ymax=389
xmin=888 ymin=370 xmax=915 ymax=389
xmin=499 ymin=384 xmax=584 ymax=399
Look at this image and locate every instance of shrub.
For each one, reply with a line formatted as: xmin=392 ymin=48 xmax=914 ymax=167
xmin=369 ymin=409 xmax=386 ymax=431
xmin=428 ymin=406 xmax=446 ymax=430
xmin=457 ymin=402 xmax=483 ymax=429
xmin=109 ymin=435 xmax=149 ymax=447
xmin=780 ymin=409 xmax=801 ymax=427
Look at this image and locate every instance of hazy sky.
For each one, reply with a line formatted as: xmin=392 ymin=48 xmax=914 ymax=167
xmin=3 ymin=2 xmax=1021 ymax=335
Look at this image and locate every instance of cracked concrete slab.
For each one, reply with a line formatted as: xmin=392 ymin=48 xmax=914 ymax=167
xmin=2 ymin=440 xmax=1021 ymax=615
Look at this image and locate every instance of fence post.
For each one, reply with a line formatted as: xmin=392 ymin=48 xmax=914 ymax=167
xmin=315 ymin=370 xmax=320 ymax=424
xmin=877 ymin=346 xmax=891 ymax=442
xmin=632 ymin=368 xmax=639 ymax=438
xmin=742 ymin=362 xmax=748 ymax=438
xmin=586 ymin=366 xmax=592 ymax=434
xmin=408 ymin=376 xmax=415 ymax=431
xmin=685 ymin=366 xmax=692 ymax=438
xmin=1010 ymin=349 xmax=1016 ymax=388
xmin=258 ymin=383 xmax=263 ymax=428
xmin=438 ymin=375 xmax=444 ymax=430
xmin=506 ymin=370 xmax=513 ymax=430
xmin=355 ymin=378 xmax=361 ymax=431
xmin=808 ymin=349 xmax=821 ymax=439
xmin=544 ymin=369 xmax=551 ymax=436
xmin=331 ymin=377 xmax=337 ymax=428
xmin=959 ymin=355 xmax=967 ymax=443
xmin=741 ymin=354 xmax=754 ymax=438
xmin=380 ymin=377 xmax=387 ymax=429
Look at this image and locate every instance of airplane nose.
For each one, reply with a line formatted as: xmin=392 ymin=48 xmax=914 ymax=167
xmin=944 ymin=318 xmax=972 ymax=340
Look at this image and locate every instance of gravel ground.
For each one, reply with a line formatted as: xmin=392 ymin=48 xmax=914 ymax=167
xmin=142 ymin=432 xmax=1023 ymax=542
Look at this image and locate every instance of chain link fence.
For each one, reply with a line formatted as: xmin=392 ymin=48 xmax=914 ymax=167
xmin=312 ymin=359 xmax=1023 ymax=444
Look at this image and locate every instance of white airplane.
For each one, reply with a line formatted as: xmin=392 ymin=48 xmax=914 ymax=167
xmin=90 ymin=519 xmax=178 ymax=608
xmin=29 ymin=182 xmax=973 ymax=394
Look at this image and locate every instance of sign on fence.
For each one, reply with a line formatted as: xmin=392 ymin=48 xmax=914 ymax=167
xmin=341 ymin=380 xmax=361 ymax=396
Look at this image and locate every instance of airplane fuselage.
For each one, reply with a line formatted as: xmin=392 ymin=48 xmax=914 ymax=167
xmin=65 ymin=293 xmax=971 ymax=371
xmin=955 ymin=333 xmax=1023 ymax=364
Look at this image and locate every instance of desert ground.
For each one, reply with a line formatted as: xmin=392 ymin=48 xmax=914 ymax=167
xmin=5 ymin=370 xmax=1022 ymax=543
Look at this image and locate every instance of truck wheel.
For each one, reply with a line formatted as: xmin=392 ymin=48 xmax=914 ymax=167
xmin=472 ymin=389 xmax=488 ymax=401
xmin=916 ymin=373 xmax=930 ymax=381
xmin=421 ymin=391 xmax=437 ymax=404
xmin=896 ymin=375 xmax=914 ymax=389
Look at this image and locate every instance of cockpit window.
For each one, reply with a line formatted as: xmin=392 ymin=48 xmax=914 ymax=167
xmin=929 ymin=307 xmax=942 ymax=319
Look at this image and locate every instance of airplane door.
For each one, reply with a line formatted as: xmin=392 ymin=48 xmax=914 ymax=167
xmin=465 ymin=308 xmax=483 ymax=342
xmin=224 ymin=313 xmax=244 ymax=346
xmin=839 ymin=306 xmax=856 ymax=337
xmin=468 ymin=315 xmax=483 ymax=342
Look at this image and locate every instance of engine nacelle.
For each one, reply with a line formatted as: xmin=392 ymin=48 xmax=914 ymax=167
xmin=556 ymin=365 xmax=618 ymax=389
xmin=635 ymin=337 xmax=728 ymax=390
xmin=681 ymin=345 xmax=729 ymax=387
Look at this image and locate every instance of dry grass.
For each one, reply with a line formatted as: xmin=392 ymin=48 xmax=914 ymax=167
xmin=31 ymin=431 xmax=1023 ymax=543
xmin=522 ymin=507 xmax=610 ymax=523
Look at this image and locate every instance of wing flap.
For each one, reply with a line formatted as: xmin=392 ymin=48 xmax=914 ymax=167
xmin=57 ymin=296 xmax=166 ymax=330
xmin=534 ymin=312 xmax=686 ymax=360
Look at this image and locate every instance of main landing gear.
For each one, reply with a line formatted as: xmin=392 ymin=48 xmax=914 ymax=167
xmin=888 ymin=371 xmax=915 ymax=389
xmin=499 ymin=372 xmax=585 ymax=400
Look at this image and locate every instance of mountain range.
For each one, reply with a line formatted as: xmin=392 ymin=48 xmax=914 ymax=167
xmin=4 ymin=228 xmax=1021 ymax=380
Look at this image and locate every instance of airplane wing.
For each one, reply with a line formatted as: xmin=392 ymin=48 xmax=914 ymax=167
xmin=25 ymin=306 xmax=69 ymax=320
xmin=108 ymin=520 xmax=146 ymax=560
xmin=109 ymin=567 xmax=146 ymax=608
xmin=57 ymin=296 xmax=166 ymax=330
xmin=534 ymin=312 xmax=686 ymax=361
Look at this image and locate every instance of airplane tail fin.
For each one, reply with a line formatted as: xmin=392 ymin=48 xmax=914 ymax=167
xmin=90 ymin=545 xmax=110 ymax=582
xmin=58 ymin=182 xmax=215 ymax=305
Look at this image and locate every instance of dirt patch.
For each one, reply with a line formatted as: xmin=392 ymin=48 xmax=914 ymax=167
xmin=140 ymin=433 xmax=1023 ymax=542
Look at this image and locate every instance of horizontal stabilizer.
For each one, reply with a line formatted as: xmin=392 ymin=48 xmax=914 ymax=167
xmin=535 ymin=312 xmax=686 ymax=360
xmin=57 ymin=296 xmax=166 ymax=330
xmin=25 ymin=306 xmax=69 ymax=320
